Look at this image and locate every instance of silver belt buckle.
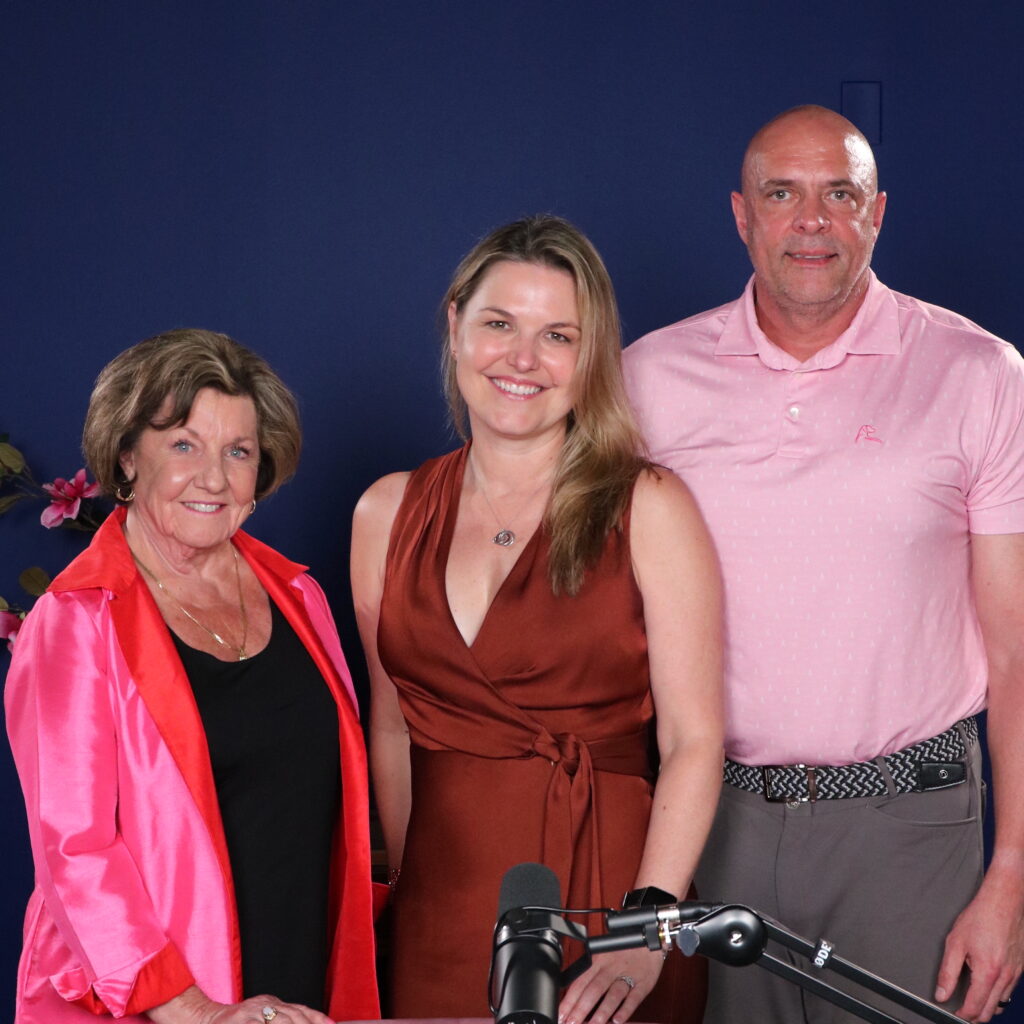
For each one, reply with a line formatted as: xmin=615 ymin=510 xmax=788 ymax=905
xmin=761 ymin=765 xmax=787 ymax=801
xmin=762 ymin=764 xmax=818 ymax=802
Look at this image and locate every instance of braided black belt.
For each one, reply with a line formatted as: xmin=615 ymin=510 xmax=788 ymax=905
xmin=724 ymin=717 xmax=979 ymax=802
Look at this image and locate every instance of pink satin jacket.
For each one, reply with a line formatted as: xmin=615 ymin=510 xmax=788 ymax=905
xmin=5 ymin=509 xmax=381 ymax=1022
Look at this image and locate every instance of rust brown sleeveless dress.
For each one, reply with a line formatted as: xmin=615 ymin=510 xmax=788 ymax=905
xmin=377 ymin=445 xmax=706 ymax=1022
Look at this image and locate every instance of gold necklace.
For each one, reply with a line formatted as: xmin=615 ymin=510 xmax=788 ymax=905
xmin=134 ymin=546 xmax=250 ymax=660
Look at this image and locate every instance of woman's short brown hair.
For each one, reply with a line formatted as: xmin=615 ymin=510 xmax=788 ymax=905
xmin=83 ymin=328 xmax=301 ymax=502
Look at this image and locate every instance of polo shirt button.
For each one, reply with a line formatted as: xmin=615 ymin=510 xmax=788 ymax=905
xmin=787 ymin=404 xmax=801 ymax=420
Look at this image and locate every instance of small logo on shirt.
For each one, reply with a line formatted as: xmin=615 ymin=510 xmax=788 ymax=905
xmin=854 ymin=425 xmax=883 ymax=445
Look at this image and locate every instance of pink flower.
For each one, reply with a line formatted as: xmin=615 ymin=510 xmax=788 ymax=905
xmin=41 ymin=468 xmax=100 ymax=529
xmin=0 ymin=610 xmax=22 ymax=652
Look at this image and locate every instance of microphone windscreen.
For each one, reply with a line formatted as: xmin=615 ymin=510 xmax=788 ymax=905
xmin=497 ymin=862 xmax=562 ymax=920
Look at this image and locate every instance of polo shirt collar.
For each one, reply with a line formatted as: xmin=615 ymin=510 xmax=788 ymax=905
xmin=717 ymin=271 xmax=901 ymax=370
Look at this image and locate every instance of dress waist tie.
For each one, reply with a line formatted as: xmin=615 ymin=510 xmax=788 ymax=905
xmin=532 ymin=727 xmax=655 ymax=913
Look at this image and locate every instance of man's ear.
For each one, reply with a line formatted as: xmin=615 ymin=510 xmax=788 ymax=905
xmin=731 ymin=191 xmax=749 ymax=245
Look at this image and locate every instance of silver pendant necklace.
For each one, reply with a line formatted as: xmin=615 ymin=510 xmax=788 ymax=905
xmin=134 ymin=545 xmax=250 ymax=660
xmin=470 ymin=453 xmax=551 ymax=547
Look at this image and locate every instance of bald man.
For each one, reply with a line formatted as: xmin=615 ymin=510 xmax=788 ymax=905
xmin=624 ymin=106 xmax=1024 ymax=1023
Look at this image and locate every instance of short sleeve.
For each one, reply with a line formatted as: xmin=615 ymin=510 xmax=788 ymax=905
xmin=967 ymin=342 xmax=1024 ymax=534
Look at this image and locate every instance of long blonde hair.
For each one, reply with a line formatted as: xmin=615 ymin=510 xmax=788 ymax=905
xmin=441 ymin=216 xmax=647 ymax=595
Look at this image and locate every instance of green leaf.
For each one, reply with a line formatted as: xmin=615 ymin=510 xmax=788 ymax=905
xmin=0 ymin=442 xmax=26 ymax=473
xmin=19 ymin=566 xmax=51 ymax=597
xmin=0 ymin=492 xmax=28 ymax=515
xmin=62 ymin=519 xmax=96 ymax=533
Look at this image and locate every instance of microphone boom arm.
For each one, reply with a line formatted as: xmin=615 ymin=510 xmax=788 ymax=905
xmin=579 ymin=902 xmax=965 ymax=1024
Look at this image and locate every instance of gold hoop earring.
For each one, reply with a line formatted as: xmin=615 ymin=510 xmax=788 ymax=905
xmin=116 ymin=483 xmax=135 ymax=503
xmin=249 ymin=499 xmax=256 ymax=515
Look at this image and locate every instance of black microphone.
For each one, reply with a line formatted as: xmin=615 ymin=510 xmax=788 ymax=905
xmin=491 ymin=862 xmax=563 ymax=1024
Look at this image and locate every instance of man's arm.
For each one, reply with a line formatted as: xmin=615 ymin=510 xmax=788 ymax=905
xmin=936 ymin=532 xmax=1024 ymax=1021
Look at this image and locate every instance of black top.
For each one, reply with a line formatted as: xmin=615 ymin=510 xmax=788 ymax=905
xmin=171 ymin=599 xmax=340 ymax=1011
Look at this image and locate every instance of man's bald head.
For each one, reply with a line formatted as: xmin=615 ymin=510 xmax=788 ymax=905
xmin=729 ymin=104 xmax=887 ymax=352
xmin=740 ymin=105 xmax=879 ymax=196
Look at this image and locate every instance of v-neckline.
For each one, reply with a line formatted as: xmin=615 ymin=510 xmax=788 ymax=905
xmin=441 ymin=446 xmax=543 ymax=651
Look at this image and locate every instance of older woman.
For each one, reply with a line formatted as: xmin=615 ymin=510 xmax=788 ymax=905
xmin=6 ymin=330 xmax=380 ymax=1024
xmin=351 ymin=217 xmax=723 ymax=1024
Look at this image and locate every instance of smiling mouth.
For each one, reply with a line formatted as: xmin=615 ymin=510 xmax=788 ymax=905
xmin=183 ymin=502 xmax=223 ymax=512
xmin=491 ymin=378 xmax=543 ymax=397
xmin=787 ymin=253 xmax=837 ymax=263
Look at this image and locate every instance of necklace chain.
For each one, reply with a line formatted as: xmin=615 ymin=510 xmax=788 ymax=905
xmin=470 ymin=453 xmax=551 ymax=548
xmin=134 ymin=546 xmax=250 ymax=660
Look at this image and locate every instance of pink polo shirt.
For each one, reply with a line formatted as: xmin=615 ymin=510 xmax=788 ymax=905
xmin=623 ymin=273 xmax=1024 ymax=766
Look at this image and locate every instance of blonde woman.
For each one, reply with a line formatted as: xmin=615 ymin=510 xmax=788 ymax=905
xmin=352 ymin=216 xmax=722 ymax=1024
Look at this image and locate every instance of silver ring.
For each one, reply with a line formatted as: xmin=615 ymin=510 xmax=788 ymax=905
xmin=261 ymin=1007 xmax=278 ymax=1022
xmin=618 ymin=975 xmax=636 ymax=990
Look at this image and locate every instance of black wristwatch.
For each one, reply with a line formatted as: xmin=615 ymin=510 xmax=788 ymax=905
xmin=621 ymin=885 xmax=676 ymax=910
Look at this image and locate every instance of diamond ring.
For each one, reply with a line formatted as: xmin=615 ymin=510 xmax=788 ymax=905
xmin=261 ymin=1007 xmax=278 ymax=1022
xmin=617 ymin=975 xmax=636 ymax=990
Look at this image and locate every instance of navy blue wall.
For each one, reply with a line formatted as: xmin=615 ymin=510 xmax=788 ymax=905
xmin=3 ymin=2 xmax=1022 ymax=1017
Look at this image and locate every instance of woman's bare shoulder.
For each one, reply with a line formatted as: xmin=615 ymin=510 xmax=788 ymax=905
xmin=631 ymin=464 xmax=701 ymax=519
xmin=354 ymin=471 xmax=412 ymax=526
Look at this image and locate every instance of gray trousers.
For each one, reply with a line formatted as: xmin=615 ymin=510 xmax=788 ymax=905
xmin=694 ymin=738 xmax=984 ymax=1024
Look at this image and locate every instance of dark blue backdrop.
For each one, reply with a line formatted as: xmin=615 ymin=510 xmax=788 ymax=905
xmin=3 ymin=2 xmax=1022 ymax=1019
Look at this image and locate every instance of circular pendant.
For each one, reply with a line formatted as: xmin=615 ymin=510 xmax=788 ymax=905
xmin=493 ymin=529 xmax=516 ymax=547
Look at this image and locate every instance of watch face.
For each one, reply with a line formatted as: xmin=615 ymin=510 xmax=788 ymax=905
xmin=623 ymin=886 xmax=677 ymax=909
